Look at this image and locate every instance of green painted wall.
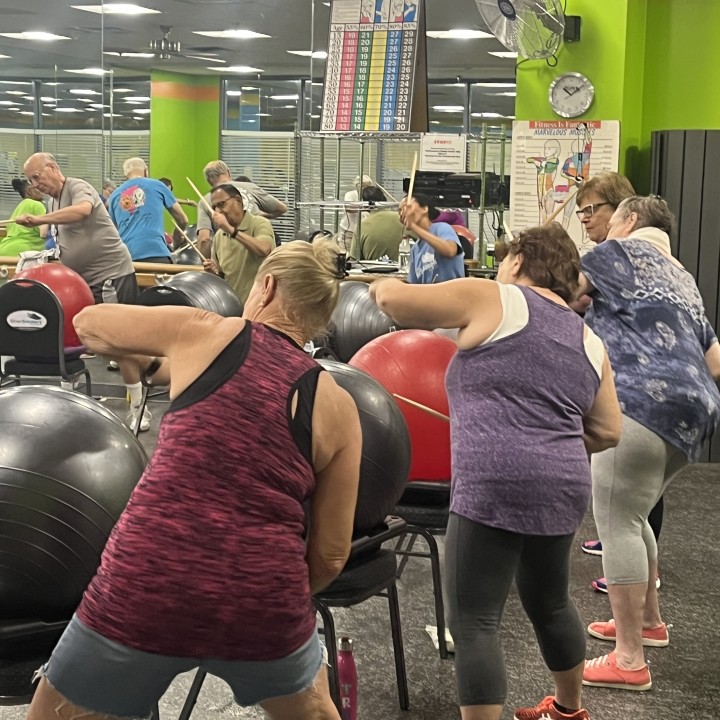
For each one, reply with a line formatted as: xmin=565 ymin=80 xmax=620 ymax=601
xmin=149 ymin=71 xmax=221 ymax=226
xmin=642 ymin=0 xmax=720 ymax=137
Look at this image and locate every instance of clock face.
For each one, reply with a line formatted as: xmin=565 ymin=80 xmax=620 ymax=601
xmin=549 ymin=73 xmax=595 ymax=118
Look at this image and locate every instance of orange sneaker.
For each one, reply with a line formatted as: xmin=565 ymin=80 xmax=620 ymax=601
xmin=588 ymin=619 xmax=669 ymax=647
xmin=514 ymin=695 xmax=589 ymax=720
xmin=583 ymin=651 xmax=652 ymax=691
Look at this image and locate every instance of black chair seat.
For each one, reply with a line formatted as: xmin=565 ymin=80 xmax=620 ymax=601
xmin=398 ymin=481 xmax=450 ymax=506
xmin=394 ymin=502 xmax=449 ymax=528
xmin=317 ymin=549 xmax=397 ymax=602
xmin=5 ymin=357 xmax=86 ymax=376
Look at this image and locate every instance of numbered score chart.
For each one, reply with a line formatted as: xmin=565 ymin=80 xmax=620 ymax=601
xmin=321 ymin=0 xmax=421 ymax=132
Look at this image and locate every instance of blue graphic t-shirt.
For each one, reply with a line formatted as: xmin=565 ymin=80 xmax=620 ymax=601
xmin=408 ymin=222 xmax=465 ymax=284
xmin=108 ymin=177 xmax=175 ymax=260
xmin=582 ymin=236 xmax=720 ymax=460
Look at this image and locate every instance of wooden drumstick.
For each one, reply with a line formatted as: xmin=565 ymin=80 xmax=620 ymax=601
xmin=544 ymin=187 xmax=579 ymax=225
xmin=393 ymin=393 xmax=449 ymax=423
xmin=185 ymin=177 xmax=215 ymax=216
xmin=0 ymin=219 xmax=15 ymax=227
xmin=170 ymin=218 xmax=201 ymax=254
xmin=406 ymin=151 xmax=419 ymax=202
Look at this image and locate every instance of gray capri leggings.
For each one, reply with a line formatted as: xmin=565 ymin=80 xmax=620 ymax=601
xmin=592 ymin=414 xmax=687 ymax=585
xmin=444 ymin=513 xmax=586 ymax=707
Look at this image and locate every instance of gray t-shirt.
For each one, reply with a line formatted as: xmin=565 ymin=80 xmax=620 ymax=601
xmin=54 ymin=177 xmax=134 ymax=288
xmin=196 ymin=181 xmax=284 ymax=234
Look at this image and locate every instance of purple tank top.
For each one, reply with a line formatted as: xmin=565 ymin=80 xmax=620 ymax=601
xmin=445 ymin=286 xmax=599 ymax=535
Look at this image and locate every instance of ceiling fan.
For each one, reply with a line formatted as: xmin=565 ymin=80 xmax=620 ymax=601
xmin=147 ymin=25 xmax=224 ymax=63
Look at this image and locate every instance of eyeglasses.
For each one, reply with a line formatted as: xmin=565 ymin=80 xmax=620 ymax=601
xmin=575 ymin=202 xmax=611 ymax=219
xmin=212 ymin=197 xmax=236 ymax=212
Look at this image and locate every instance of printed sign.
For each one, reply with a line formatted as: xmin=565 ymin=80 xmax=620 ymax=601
xmin=420 ymin=133 xmax=467 ymax=172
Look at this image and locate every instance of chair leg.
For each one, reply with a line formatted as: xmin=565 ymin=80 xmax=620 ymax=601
xmin=415 ymin=527 xmax=448 ymax=660
xmin=394 ymin=532 xmax=418 ymax=579
xmin=314 ymin=599 xmax=341 ymax=712
xmin=133 ymin=386 xmax=150 ymax=439
xmin=387 ymin=581 xmax=409 ymax=710
xmin=150 ymin=703 xmax=161 ymax=720
xmin=82 ymin=369 xmax=91 ymax=396
xmin=177 ymin=668 xmax=207 ymax=720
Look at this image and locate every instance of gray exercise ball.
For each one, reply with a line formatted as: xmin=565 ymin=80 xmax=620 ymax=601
xmin=0 ymin=387 xmax=147 ymax=620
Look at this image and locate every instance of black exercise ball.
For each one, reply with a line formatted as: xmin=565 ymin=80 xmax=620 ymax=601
xmin=171 ymin=244 xmax=204 ymax=266
xmin=0 ymin=387 xmax=147 ymax=620
xmin=327 ymin=282 xmax=399 ymax=362
xmin=318 ymin=360 xmax=410 ymax=535
xmin=138 ymin=271 xmax=244 ymax=317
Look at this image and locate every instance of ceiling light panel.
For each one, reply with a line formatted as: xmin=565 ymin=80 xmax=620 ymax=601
xmin=426 ymin=29 xmax=493 ymax=39
xmin=71 ymin=4 xmax=160 ymax=14
xmin=287 ymin=50 xmax=327 ymax=59
xmin=488 ymin=51 xmax=518 ymax=58
xmin=0 ymin=32 xmax=70 ymax=41
xmin=209 ymin=66 xmax=263 ymax=73
xmin=193 ymin=29 xmax=270 ymax=39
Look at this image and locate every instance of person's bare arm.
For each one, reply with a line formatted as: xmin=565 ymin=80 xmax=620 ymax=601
xmin=405 ymin=221 xmax=458 ymax=258
xmin=576 ymin=271 xmax=595 ymax=298
xmin=371 ymin=277 xmax=502 ymax=347
xmin=583 ymin=352 xmax=622 ymax=454
xmin=168 ymin=202 xmax=188 ymax=230
xmin=214 ymin=212 xmax=273 ymax=258
xmin=705 ymin=341 xmax=720 ymax=380
xmin=306 ymin=373 xmax=362 ymax=593
xmin=38 ymin=223 xmax=49 ymax=239
xmin=15 ymin=201 xmax=92 ymax=227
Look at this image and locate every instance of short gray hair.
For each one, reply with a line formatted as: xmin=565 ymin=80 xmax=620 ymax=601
xmin=203 ymin=160 xmax=231 ymax=185
xmin=616 ymin=196 xmax=675 ymax=235
xmin=122 ymin=157 xmax=147 ymax=177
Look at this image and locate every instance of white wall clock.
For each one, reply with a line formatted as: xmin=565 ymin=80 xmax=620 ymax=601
xmin=549 ymin=72 xmax=595 ymax=118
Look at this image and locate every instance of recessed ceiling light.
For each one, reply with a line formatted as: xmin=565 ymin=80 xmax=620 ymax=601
xmin=0 ymin=54 xmax=10 ymax=59
xmin=103 ymin=112 xmax=123 ymax=117
xmin=40 ymin=96 xmax=56 ymax=103
xmin=426 ymin=29 xmax=493 ymax=39
xmin=66 ymin=68 xmax=112 ymax=75
xmin=69 ymin=88 xmax=101 ymax=95
xmin=474 ymin=82 xmax=516 ymax=88
xmin=19 ymin=111 xmax=35 ymax=115
xmin=287 ymin=50 xmax=327 ymax=59
xmin=0 ymin=81 xmax=31 ymax=85
xmin=134 ymin=108 xmax=151 ymax=114
xmin=432 ymin=105 xmax=464 ymax=112
xmin=226 ymin=90 xmax=242 ymax=96
xmin=241 ymin=86 xmax=257 ymax=90
xmin=112 ymin=88 xmax=134 ymax=93
xmin=193 ymin=30 xmax=270 ymax=39
xmin=124 ymin=99 xmax=148 ymax=104
xmin=0 ymin=100 xmax=19 ymax=106
xmin=132 ymin=116 xmax=145 ymax=120
xmin=0 ymin=31 xmax=70 ymax=41
xmin=282 ymin=104 xmax=296 ymax=108
xmin=122 ymin=96 xmax=150 ymax=101
xmin=488 ymin=51 xmax=518 ymax=59
xmin=5 ymin=90 xmax=26 ymax=95
xmin=310 ymin=114 xmax=320 ymax=118
xmin=54 ymin=107 xmax=84 ymax=113
xmin=104 ymin=51 xmax=156 ymax=58
xmin=255 ymin=112 xmax=271 ymax=116
xmin=483 ymin=91 xmax=517 ymax=97
xmin=471 ymin=112 xmax=504 ymax=118
xmin=89 ymin=103 xmax=109 ymax=108
xmin=430 ymin=121 xmax=441 ymax=125
xmin=76 ymin=98 xmax=95 ymax=103
xmin=71 ymin=4 xmax=160 ymax=14
xmin=270 ymin=94 xmax=299 ymax=100
xmin=209 ymin=66 xmax=263 ymax=73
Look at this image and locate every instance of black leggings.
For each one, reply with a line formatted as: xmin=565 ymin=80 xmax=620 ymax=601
xmin=444 ymin=513 xmax=586 ymax=707
xmin=649 ymin=496 xmax=664 ymax=542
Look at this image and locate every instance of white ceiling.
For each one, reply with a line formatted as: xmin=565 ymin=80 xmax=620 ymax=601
xmin=0 ymin=0 xmax=518 ymax=80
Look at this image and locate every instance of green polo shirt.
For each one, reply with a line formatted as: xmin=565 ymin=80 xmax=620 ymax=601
xmin=349 ymin=209 xmax=404 ymax=261
xmin=211 ymin=213 xmax=275 ymax=303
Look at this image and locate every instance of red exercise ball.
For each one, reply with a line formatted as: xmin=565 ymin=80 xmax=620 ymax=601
xmin=15 ymin=263 xmax=95 ymax=348
xmin=350 ymin=329 xmax=456 ymax=484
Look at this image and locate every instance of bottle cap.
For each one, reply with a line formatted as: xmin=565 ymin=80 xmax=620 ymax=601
xmin=339 ymin=636 xmax=353 ymax=651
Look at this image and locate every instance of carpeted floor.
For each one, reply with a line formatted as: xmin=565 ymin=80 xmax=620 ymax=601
xmin=2 ymin=361 xmax=718 ymax=720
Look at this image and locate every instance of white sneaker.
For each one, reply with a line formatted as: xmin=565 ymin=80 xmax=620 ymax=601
xmin=127 ymin=407 xmax=152 ymax=433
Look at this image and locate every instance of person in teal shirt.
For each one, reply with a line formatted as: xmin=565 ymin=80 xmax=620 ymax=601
xmin=0 ymin=178 xmax=48 ymax=255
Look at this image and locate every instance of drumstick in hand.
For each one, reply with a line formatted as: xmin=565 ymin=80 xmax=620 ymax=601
xmin=186 ymin=177 xmax=215 ymax=216
xmin=393 ymin=393 xmax=449 ymax=423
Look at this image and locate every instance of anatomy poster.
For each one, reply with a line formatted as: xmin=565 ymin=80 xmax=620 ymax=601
xmin=509 ymin=120 xmax=620 ymax=252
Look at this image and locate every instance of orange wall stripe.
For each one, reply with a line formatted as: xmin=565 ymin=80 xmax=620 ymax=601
xmin=152 ymin=81 xmax=219 ymax=103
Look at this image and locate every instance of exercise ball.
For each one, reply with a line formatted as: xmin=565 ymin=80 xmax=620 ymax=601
xmin=138 ymin=271 xmax=243 ymax=317
xmin=15 ymin=263 xmax=95 ymax=348
xmin=327 ymin=282 xmax=399 ymax=362
xmin=0 ymin=386 xmax=147 ymax=620
xmin=318 ymin=360 xmax=410 ymax=535
xmin=171 ymin=244 xmax=204 ymax=266
xmin=350 ymin=330 xmax=456 ymax=483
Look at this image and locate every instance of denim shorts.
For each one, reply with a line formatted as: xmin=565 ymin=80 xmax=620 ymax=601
xmin=39 ymin=615 xmax=324 ymax=719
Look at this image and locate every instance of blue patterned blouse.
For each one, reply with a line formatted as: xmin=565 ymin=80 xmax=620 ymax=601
xmin=582 ymin=232 xmax=720 ymax=460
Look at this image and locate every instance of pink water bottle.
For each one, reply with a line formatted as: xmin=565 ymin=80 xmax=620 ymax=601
xmin=337 ymin=636 xmax=358 ymax=720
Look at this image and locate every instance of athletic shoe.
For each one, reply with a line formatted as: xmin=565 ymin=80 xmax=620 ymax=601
xmin=514 ymin=695 xmax=589 ymax=720
xmin=588 ymin=619 xmax=669 ymax=647
xmin=583 ymin=652 xmax=652 ymax=691
xmin=107 ymin=360 xmax=119 ymax=371
xmin=127 ymin=407 xmax=152 ymax=433
xmin=581 ymin=539 xmax=603 ymax=556
xmin=592 ymin=576 xmax=661 ymax=593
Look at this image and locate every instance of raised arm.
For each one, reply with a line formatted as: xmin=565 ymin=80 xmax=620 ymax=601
xmin=306 ymin=372 xmax=362 ymax=593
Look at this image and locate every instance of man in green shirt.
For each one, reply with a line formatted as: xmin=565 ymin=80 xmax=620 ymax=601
xmin=203 ymin=184 xmax=275 ymax=303
xmin=348 ymin=186 xmax=404 ymax=262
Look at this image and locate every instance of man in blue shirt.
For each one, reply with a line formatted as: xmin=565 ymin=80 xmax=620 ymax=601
xmin=401 ymin=193 xmax=465 ymax=284
xmin=108 ymin=158 xmax=188 ymax=262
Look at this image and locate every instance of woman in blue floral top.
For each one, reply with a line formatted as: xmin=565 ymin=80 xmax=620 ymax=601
xmin=577 ymin=195 xmax=720 ymax=692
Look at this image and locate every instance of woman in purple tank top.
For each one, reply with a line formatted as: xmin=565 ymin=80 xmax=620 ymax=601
xmin=372 ymin=224 xmax=622 ymax=720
